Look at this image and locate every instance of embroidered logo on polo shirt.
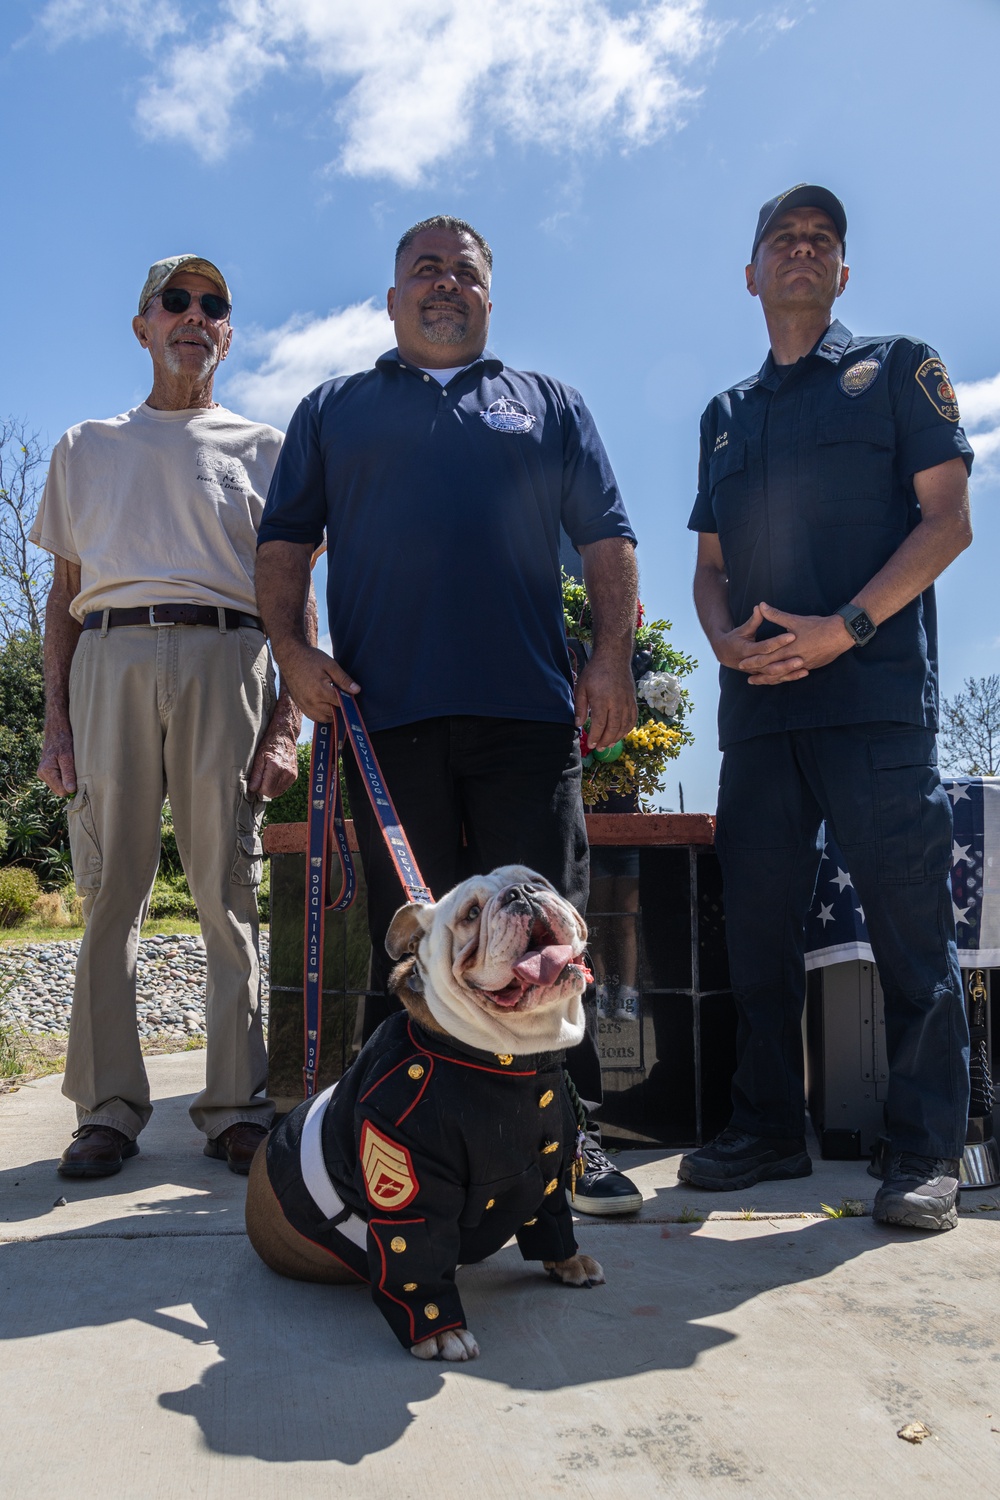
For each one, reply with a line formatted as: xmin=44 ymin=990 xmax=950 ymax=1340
xmin=481 ymin=397 xmax=536 ymax=434
xmin=838 ymin=359 xmax=882 ymax=398
xmin=915 ymin=357 xmax=960 ymax=422
xmin=713 ymin=431 xmax=729 ymax=452
xmin=360 ymin=1122 xmax=419 ymax=1210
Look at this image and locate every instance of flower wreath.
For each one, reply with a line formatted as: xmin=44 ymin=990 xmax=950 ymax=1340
xmin=562 ymin=571 xmax=696 ymax=807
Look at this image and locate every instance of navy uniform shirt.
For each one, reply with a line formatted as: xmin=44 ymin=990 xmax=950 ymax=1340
xmin=687 ymin=322 xmax=973 ymax=749
xmin=265 ymin=1013 xmax=580 ymax=1349
xmin=258 ymin=349 xmax=636 ymax=732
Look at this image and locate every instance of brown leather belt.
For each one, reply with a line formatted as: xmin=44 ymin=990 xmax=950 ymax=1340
xmin=82 ymin=605 xmax=265 ymax=632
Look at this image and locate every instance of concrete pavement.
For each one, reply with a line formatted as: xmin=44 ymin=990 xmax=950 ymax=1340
xmin=2 ymin=1052 xmax=999 ymax=1499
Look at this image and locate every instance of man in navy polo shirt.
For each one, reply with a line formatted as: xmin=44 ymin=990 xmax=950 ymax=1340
xmin=256 ymin=215 xmax=642 ymax=1215
xmin=681 ymin=184 xmax=974 ymax=1230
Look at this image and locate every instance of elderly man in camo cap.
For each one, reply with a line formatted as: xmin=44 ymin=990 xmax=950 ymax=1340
xmin=32 ymin=253 xmax=308 ymax=1179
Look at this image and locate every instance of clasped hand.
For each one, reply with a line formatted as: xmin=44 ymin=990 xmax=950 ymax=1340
xmin=716 ymin=603 xmax=854 ymax=685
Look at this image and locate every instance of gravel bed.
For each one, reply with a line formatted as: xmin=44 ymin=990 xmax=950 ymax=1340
xmin=0 ymin=932 xmax=270 ymax=1039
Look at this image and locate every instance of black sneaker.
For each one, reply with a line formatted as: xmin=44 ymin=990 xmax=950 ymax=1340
xmin=677 ymin=1127 xmax=812 ymax=1191
xmin=569 ymin=1135 xmax=643 ymax=1216
xmin=872 ymin=1153 xmax=960 ymax=1232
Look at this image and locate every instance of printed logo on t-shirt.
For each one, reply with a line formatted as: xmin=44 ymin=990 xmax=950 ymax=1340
xmin=196 ymin=452 xmax=250 ymax=492
xmin=480 ymin=398 xmax=537 ymax=435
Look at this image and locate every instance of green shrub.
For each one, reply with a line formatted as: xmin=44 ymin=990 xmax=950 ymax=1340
xmin=0 ymin=779 xmax=72 ymax=888
xmin=0 ymin=865 xmax=42 ymax=927
xmin=160 ymin=802 xmax=184 ymax=875
xmin=0 ymin=631 xmax=45 ymax=796
xmin=148 ymin=872 xmax=198 ymax=920
xmin=265 ymin=741 xmax=351 ymax=824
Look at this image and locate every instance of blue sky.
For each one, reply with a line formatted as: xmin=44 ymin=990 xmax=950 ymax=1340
xmin=3 ymin=0 xmax=999 ymax=812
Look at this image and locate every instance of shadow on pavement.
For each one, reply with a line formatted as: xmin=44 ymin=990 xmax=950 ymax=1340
xmin=0 ymin=1209 xmax=894 ymax=1466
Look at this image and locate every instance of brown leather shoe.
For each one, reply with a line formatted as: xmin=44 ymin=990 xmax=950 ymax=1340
xmin=58 ymin=1125 xmax=140 ymax=1179
xmin=204 ymin=1122 xmax=269 ymax=1175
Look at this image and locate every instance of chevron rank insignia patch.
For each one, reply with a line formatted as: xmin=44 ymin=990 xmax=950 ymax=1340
xmin=360 ymin=1122 xmax=419 ymax=1210
xmin=915 ymin=357 xmax=960 ymax=422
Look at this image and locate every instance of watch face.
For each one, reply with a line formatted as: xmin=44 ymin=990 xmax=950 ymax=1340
xmin=852 ymin=610 xmax=876 ymax=643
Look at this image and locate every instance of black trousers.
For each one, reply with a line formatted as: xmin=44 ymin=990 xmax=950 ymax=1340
xmin=716 ymin=723 xmax=969 ymax=1156
xmin=343 ymin=715 xmax=602 ymax=1103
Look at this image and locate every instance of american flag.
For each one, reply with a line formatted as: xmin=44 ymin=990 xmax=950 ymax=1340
xmin=804 ymin=777 xmax=1000 ymax=970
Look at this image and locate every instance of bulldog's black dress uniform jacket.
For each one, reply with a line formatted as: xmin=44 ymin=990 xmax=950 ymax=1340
xmin=265 ymin=1013 xmax=580 ymax=1348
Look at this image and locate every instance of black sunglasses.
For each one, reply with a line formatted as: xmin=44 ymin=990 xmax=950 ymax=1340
xmin=155 ymin=287 xmax=231 ymax=321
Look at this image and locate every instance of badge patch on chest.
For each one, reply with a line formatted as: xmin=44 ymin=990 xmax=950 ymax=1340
xmin=481 ymin=397 xmax=537 ymax=434
xmin=838 ymin=359 xmax=882 ymax=397
xmin=915 ymin=357 xmax=960 ymax=422
xmin=360 ymin=1122 xmax=419 ymax=1210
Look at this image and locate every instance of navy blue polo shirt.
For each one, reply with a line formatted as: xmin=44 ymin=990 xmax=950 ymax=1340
xmin=687 ymin=321 xmax=974 ymax=749
xmin=258 ymin=348 xmax=635 ymax=731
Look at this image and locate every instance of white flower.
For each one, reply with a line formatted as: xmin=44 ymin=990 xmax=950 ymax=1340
xmin=637 ymin=670 xmax=681 ymax=719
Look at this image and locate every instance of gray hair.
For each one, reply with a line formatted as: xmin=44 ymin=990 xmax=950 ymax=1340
xmin=394 ymin=216 xmax=493 ymax=282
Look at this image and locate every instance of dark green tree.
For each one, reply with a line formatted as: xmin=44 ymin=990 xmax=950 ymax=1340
xmin=0 ymin=630 xmax=45 ymax=795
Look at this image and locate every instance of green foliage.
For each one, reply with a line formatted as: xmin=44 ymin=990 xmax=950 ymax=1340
xmin=265 ymin=740 xmax=351 ymax=823
xmin=148 ymin=872 xmax=198 ymax=921
xmin=0 ymin=779 xmax=72 ymax=888
xmin=265 ymin=742 xmax=312 ymax=824
xmin=0 ymin=865 xmax=42 ymax=927
xmin=159 ymin=802 xmax=184 ymax=876
xmin=633 ymin=619 xmax=698 ymax=736
xmin=0 ymin=630 xmax=45 ymax=796
xmin=0 ymin=630 xmax=65 ymax=886
xmin=563 ymin=571 xmax=697 ymax=807
xmin=821 ymin=1199 xmax=867 ymax=1219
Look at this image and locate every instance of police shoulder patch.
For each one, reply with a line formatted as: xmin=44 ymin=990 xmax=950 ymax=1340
xmin=838 ymin=358 xmax=882 ymax=398
xmin=915 ymin=357 xmax=960 ymax=422
xmin=360 ymin=1121 xmax=419 ymax=1210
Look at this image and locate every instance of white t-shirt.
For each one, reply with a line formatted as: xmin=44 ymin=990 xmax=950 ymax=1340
xmin=418 ymin=364 xmax=472 ymax=386
xmin=30 ymin=403 xmax=284 ymax=622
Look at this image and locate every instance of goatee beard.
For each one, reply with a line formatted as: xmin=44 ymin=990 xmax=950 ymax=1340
xmin=163 ymin=344 xmax=217 ymax=377
xmin=420 ymin=315 xmax=468 ymax=346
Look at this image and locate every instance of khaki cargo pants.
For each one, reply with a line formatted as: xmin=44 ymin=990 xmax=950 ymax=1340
xmin=63 ymin=618 xmax=276 ymax=1140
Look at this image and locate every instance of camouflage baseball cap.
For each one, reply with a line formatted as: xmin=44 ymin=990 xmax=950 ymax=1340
xmin=137 ymin=254 xmax=232 ymax=316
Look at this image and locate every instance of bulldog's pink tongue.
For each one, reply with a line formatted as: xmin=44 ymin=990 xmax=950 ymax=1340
xmin=511 ymin=944 xmax=575 ymax=987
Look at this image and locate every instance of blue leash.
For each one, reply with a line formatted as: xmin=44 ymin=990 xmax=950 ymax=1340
xmin=303 ymin=690 xmax=432 ymax=1097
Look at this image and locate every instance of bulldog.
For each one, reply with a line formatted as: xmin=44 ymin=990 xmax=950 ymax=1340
xmin=245 ymin=866 xmax=605 ymax=1360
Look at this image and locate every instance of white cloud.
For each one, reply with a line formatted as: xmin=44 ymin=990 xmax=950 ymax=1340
xmin=40 ymin=0 xmax=723 ymax=183
xmin=955 ymin=371 xmax=1000 ymax=431
xmin=223 ymin=298 xmax=392 ymax=428
xmin=40 ymin=0 xmax=183 ymax=46
xmin=955 ymin=372 xmax=1000 ymax=478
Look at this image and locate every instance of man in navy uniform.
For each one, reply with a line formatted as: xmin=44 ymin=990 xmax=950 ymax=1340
xmin=255 ymin=215 xmax=642 ymax=1216
xmin=682 ymin=185 xmax=974 ymax=1230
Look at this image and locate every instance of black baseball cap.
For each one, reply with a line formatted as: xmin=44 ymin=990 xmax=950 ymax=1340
xmin=751 ymin=184 xmax=847 ymax=261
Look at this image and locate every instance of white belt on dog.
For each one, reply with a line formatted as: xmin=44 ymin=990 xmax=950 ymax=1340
xmin=299 ymin=1081 xmax=369 ymax=1250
